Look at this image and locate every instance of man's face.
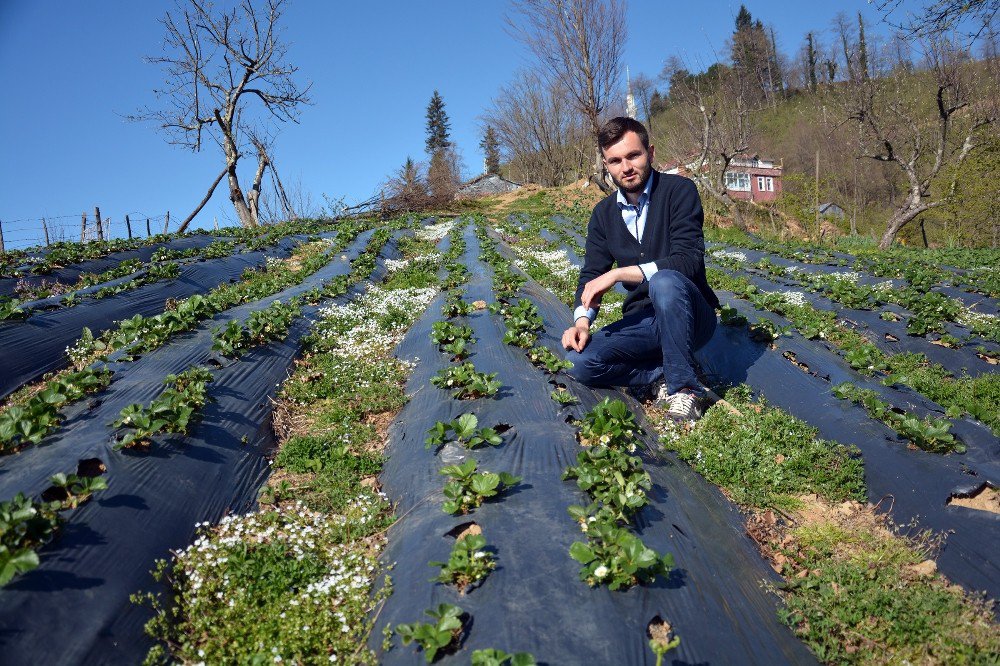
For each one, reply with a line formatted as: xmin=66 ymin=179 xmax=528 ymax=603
xmin=602 ymin=131 xmax=655 ymax=194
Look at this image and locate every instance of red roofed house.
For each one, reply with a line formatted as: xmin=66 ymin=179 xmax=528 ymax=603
xmin=660 ymin=154 xmax=783 ymax=203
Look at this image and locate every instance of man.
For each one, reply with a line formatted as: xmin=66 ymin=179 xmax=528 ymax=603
xmin=561 ymin=117 xmax=719 ymax=421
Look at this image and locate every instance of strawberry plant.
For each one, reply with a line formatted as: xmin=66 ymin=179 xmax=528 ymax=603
xmin=425 ymin=414 xmax=503 ymax=450
xmin=0 ymin=492 xmax=61 ymax=586
xmin=45 ymin=472 xmax=108 ymax=509
xmin=430 ymin=321 xmax=473 ymax=347
xmin=211 ymin=300 xmax=301 ymax=358
xmin=0 ymin=367 xmax=113 ymax=452
xmin=430 ymin=362 xmax=501 ymax=399
xmin=526 ymin=345 xmax=572 ymax=374
xmin=832 ymin=383 xmax=963 ymax=454
xmin=719 ymin=304 xmax=748 ymax=327
xmin=0 ymin=296 xmax=25 ymax=321
xmin=429 ymin=533 xmax=495 ymax=590
xmin=563 ymin=445 xmax=652 ymax=523
xmin=471 ymin=649 xmax=537 ymax=666
xmin=569 ymin=520 xmax=673 ymax=590
xmin=113 ymin=367 xmax=213 ymax=449
xmin=441 ymin=292 xmax=473 ymax=318
xmin=395 ymin=603 xmax=466 ymax=663
xmin=500 ymin=298 xmax=543 ymax=348
xmin=551 ymin=388 xmax=579 ymax=405
xmin=577 ymin=398 xmax=639 ymax=451
xmin=439 ymin=459 xmax=521 ymax=514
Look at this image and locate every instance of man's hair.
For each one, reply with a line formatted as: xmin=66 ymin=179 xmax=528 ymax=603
xmin=598 ymin=117 xmax=650 ymax=154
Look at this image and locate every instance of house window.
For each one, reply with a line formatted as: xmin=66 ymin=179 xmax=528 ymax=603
xmin=725 ymin=171 xmax=750 ymax=191
xmin=756 ymin=176 xmax=774 ymax=192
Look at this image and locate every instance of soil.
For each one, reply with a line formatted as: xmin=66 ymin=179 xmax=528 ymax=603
xmin=948 ymin=483 xmax=1000 ymax=514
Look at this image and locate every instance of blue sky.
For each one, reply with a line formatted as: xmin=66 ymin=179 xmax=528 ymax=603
xmin=0 ymin=1 xmax=920 ymax=248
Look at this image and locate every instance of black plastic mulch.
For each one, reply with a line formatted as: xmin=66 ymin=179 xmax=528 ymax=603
xmin=0 ymin=229 xmax=403 ymax=664
xmin=372 ymin=224 xmax=816 ymax=665
xmin=0 ymin=234 xmax=314 ymax=401
xmin=0 ymin=234 xmax=222 ymax=298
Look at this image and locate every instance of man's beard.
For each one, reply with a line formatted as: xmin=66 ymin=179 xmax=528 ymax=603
xmin=611 ymin=165 xmax=651 ymax=194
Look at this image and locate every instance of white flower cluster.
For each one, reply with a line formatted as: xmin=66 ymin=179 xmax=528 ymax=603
xmin=415 ymin=220 xmax=454 ymax=242
xmin=872 ymin=280 xmax=897 ymax=293
xmin=514 ymin=247 xmax=580 ymax=281
xmin=779 ymin=290 xmax=808 ymax=307
xmin=784 ymin=266 xmax=804 ymax=277
xmin=957 ymin=308 xmax=999 ymax=331
xmin=827 ymin=271 xmax=860 ymax=283
xmin=384 ymin=253 xmax=440 ymax=273
xmin=265 ymin=256 xmax=285 ymax=270
xmin=711 ymin=249 xmax=748 ymax=263
xmin=315 ymin=285 xmax=438 ymax=359
xmin=177 ymin=493 xmax=387 ymax=601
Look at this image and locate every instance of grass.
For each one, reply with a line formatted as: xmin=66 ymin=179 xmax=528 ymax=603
xmin=659 ymin=385 xmax=866 ymax=511
xmin=655 ymin=386 xmax=999 ymax=665
xmin=775 ymin=503 xmax=999 ymax=664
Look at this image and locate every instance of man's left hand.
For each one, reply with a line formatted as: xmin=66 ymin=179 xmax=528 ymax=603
xmin=580 ymin=269 xmax=619 ymax=310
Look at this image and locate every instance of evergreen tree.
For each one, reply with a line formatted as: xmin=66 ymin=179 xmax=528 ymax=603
xmin=857 ymin=12 xmax=870 ymax=81
xmin=735 ymin=5 xmax=753 ymax=32
xmin=425 ymin=90 xmax=451 ymax=155
xmin=480 ymin=125 xmax=501 ymax=175
xmin=807 ymin=32 xmax=818 ymax=91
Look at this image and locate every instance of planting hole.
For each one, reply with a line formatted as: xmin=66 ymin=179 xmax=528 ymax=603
xmin=947 ymin=483 xmax=999 ymax=514
xmin=647 ymin=615 xmax=673 ymax=643
xmin=445 ymin=521 xmax=482 ymax=540
xmin=77 ymin=458 xmax=106 ymax=477
xmin=493 ymin=423 xmax=512 ymax=434
xmin=564 ymin=414 xmax=575 ymax=424
xmin=781 ymin=350 xmax=812 ymax=374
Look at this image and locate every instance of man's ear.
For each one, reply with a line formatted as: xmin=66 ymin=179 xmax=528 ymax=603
xmin=648 ymin=144 xmax=655 ymax=163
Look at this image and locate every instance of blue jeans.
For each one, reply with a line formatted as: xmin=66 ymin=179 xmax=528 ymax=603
xmin=566 ymin=270 xmax=717 ymax=394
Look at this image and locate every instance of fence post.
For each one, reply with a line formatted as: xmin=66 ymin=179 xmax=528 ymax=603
xmin=126 ymin=215 xmax=132 ymax=240
xmin=146 ymin=218 xmax=151 ymax=237
xmin=81 ymin=213 xmax=87 ymax=243
xmin=42 ymin=218 xmax=50 ymax=246
xmin=95 ymin=206 xmax=103 ymax=242
xmin=163 ymin=211 xmax=170 ymax=235
xmin=0 ymin=219 xmax=5 ymax=254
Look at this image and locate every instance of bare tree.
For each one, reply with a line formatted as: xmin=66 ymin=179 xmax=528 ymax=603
xmin=876 ymin=0 xmax=999 ymax=44
xmin=382 ymin=157 xmax=429 ymax=212
xmin=630 ymin=72 xmax=657 ymax=130
xmin=846 ymin=36 xmax=998 ymax=248
xmin=507 ymin=0 xmax=626 ymax=192
xmin=482 ymin=69 xmax=588 ymax=186
xmin=136 ymin=0 xmax=310 ymax=228
xmin=663 ymin=60 xmax=755 ymax=228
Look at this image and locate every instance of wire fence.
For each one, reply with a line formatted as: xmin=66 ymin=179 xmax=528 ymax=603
xmin=0 ymin=208 xmax=176 ymax=254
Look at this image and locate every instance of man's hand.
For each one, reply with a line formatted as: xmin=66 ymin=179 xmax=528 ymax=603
xmin=562 ymin=319 xmax=591 ymax=352
xmin=580 ymin=269 xmax=619 ymax=310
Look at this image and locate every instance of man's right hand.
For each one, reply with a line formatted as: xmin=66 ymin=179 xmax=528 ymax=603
xmin=562 ymin=319 xmax=591 ymax=352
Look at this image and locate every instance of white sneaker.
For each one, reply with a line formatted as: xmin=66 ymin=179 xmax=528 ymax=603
xmin=656 ymin=387 xmax=703 ymax=422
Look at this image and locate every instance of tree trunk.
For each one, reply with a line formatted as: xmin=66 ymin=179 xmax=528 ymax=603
xmin=878 ymin=203 xmax=929 ymax=249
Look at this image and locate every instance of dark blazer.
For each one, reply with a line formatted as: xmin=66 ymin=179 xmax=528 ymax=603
xmin=574 ymin=170 xmax=720 ymax=319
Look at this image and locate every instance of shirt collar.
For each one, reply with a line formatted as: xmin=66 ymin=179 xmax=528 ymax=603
xmin=616 ymin=171 xmax=654 ymax=210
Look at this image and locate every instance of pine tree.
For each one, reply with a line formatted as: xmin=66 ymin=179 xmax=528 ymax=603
xmin=857 ymin=12 xmax=870 ymax=81
xmin=735 ymin=5 xmax=753 ymax=32
xmin=807 ymin=32 xmax=818 ymax=91
xmin=480 ymin=125 xmax=501 ymax=175
xmin=425 ymin=90 xmax=451 ymax=155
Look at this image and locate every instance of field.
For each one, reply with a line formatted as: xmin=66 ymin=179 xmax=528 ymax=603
xmin=0 ymin=201 xmax=996 ymax=664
